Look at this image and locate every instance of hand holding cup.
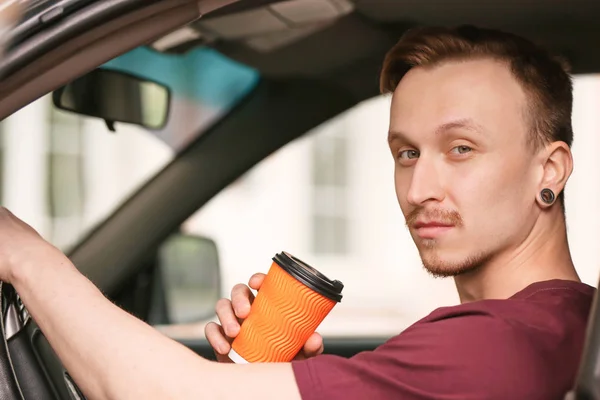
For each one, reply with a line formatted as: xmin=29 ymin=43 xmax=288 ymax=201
xmin=206 ymin=273 xmax=326 ymax=362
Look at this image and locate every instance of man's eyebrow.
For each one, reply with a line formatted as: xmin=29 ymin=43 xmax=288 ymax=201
xmin=435 ymin=118 xmax=485 ymax=135
xmin=387 ymin=130 xmax=407 ymax=143
xmin=388 ymin=118 xmax=485 ymax=143
xmin=388 ymin=118 xmax=485 ymax=142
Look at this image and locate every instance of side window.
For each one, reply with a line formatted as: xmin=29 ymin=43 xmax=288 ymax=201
xmin=47 ymin=106 xmax=86 ymax=249
xmin=103 ymin=76 xmax=600 ymax=339
xmin=311 ymin=127 xmax=349 ymax=255
xmin=156 ymin=96 xmax=460 ymax=339
xmin=0 ymin=95 xmax=174 ymax=252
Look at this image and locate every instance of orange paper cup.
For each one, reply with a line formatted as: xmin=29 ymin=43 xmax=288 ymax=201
xmin=229 ymin=252 xmax=343 ymax=363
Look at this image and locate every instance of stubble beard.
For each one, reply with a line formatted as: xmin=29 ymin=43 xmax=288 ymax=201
xmin=405 ymin=207 xmax=492 ymax=277
xmin=418 ymin=238 xmax=492 ymax=278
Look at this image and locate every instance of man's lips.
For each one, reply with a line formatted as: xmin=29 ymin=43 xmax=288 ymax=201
xmin=412 ymin=221 xmax=455 ymax=238
xmin=413 ymin=221 xmax=454 ymax=229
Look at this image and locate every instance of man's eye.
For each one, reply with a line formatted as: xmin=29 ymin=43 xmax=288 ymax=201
xmin=451 ymin=145 xmax=472 ymax=155
xmin=398 ymin=149 xmax=420 ymax=160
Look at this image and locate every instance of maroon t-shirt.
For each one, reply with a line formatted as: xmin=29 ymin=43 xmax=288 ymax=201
xmin=292 ymin=279 xmax=595 ymax=400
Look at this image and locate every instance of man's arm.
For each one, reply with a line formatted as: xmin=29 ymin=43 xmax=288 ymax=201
xmin=2 ymin=210 xmax=302 ymax=400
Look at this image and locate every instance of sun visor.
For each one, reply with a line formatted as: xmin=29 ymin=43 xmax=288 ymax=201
xmin=151 ymin=0 xmax=354 ymax=54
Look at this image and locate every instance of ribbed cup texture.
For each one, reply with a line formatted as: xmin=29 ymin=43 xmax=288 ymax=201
xmin=231 ymin=262 xmax=336 ymax=363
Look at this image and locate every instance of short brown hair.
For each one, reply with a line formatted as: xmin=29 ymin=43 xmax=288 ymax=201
xmin=380 ymin=25 xmax=573 ymax=206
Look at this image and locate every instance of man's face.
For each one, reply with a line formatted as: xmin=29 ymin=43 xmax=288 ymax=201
xmin=389 ymin=58 xmax=541 ymax=277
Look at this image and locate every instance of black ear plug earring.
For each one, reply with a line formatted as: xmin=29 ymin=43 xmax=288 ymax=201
xmin=540 ymin=188 xmax=555 ymax=205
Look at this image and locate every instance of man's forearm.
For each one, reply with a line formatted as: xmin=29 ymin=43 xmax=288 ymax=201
xmin=11 ymin=248 xmax=214 ymax=400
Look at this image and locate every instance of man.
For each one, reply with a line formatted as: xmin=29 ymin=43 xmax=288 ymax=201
xmin=0 ymin=25 xmax=594 ymax=399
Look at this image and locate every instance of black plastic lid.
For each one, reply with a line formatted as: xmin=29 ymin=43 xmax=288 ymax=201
xmin=273 ymin=252 xmax=344 ymax=302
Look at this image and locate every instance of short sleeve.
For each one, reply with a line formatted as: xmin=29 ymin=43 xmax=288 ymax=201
xmin=291 ymin=312 xmax=542 ymax=400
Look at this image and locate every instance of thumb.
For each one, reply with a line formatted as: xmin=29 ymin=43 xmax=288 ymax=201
xmin=294 ymin=332 xmax=324 ymax=360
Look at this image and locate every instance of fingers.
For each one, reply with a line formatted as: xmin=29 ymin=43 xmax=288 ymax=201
xmin=230 ymin=283 xmax=255 ymax=320
xmin=209 ymin=273 xmax=267 ymax=363
xmin=212 ymin=275 xmax=262 ymax=350
xmin=215 ymin=298 xmax=240 ymax=337
xmin=304 ymin=332 xmax=324 ymax=357
xmin=295 ymin=332 xmax=324 ymax=360
xmin=229 ymin=274 xmax=265 ymax=319
xmin=204 ymin=322 xmax=232 ymax=363
xmin=248 ymin=273 xmax=266 ymax=291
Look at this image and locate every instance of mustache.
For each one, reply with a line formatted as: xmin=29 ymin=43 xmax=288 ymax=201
xmin=405 ymin=207 xmax=463 ymax=228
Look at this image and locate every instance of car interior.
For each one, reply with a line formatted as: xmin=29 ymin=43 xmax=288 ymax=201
xmin=1 ymin=0 xmax=600 ymax=399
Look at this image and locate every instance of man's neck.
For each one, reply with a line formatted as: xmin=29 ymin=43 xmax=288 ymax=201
xmin=453 ymin=212 xmax=580 ymax=303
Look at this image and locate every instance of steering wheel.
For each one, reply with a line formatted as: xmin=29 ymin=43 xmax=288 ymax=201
xmin=0 ymin=283 xmax=84 ymax=400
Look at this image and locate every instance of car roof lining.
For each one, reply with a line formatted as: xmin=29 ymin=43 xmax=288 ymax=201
xmin=354 ymin=0 xmax=600 ymax=26
xmin=186 ymin=0 xmax=600 ymax=78
xmin=205 ymin=0 xmax=295 ymax=17
xmin=210 ymin=13 xmax=399 ymax=78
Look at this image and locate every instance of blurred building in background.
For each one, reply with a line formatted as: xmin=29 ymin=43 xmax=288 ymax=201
xmin=2 ymin=73 xmax=600 ymax=337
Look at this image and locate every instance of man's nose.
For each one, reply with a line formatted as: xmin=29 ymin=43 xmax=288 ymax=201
xmin=406 ymin=157 xmax=445 ymax=206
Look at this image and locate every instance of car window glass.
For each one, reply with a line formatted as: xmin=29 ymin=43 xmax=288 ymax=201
xmin=1 ymin=95 xmax=173 ymax=251
xmin=157 ymin=74 xmax=600 ymax=339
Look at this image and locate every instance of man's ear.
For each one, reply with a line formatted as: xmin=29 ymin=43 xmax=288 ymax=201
xmin=537 ymin=141 xmax=573 ymax=204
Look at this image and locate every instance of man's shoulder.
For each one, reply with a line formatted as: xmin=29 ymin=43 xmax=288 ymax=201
xmin=415 ymin=279 xmax=594 ymax=328
xmin=379 ymin=279 xmax=592 ymax=361
xmin=386 ymin=300 xmax=529 ymax=356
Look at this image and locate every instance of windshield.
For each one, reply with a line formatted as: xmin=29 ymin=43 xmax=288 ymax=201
xmin=0 ymin=46 xmax=259 ymax=250
xmin=102 ymin=47 xmax=259 ymax=151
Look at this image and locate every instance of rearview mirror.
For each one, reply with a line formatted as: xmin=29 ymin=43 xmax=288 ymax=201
xmin=154 ymin=234 xmax=221 ymax=325
xmin=52 ymin=68 xmax=171 ymax=130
